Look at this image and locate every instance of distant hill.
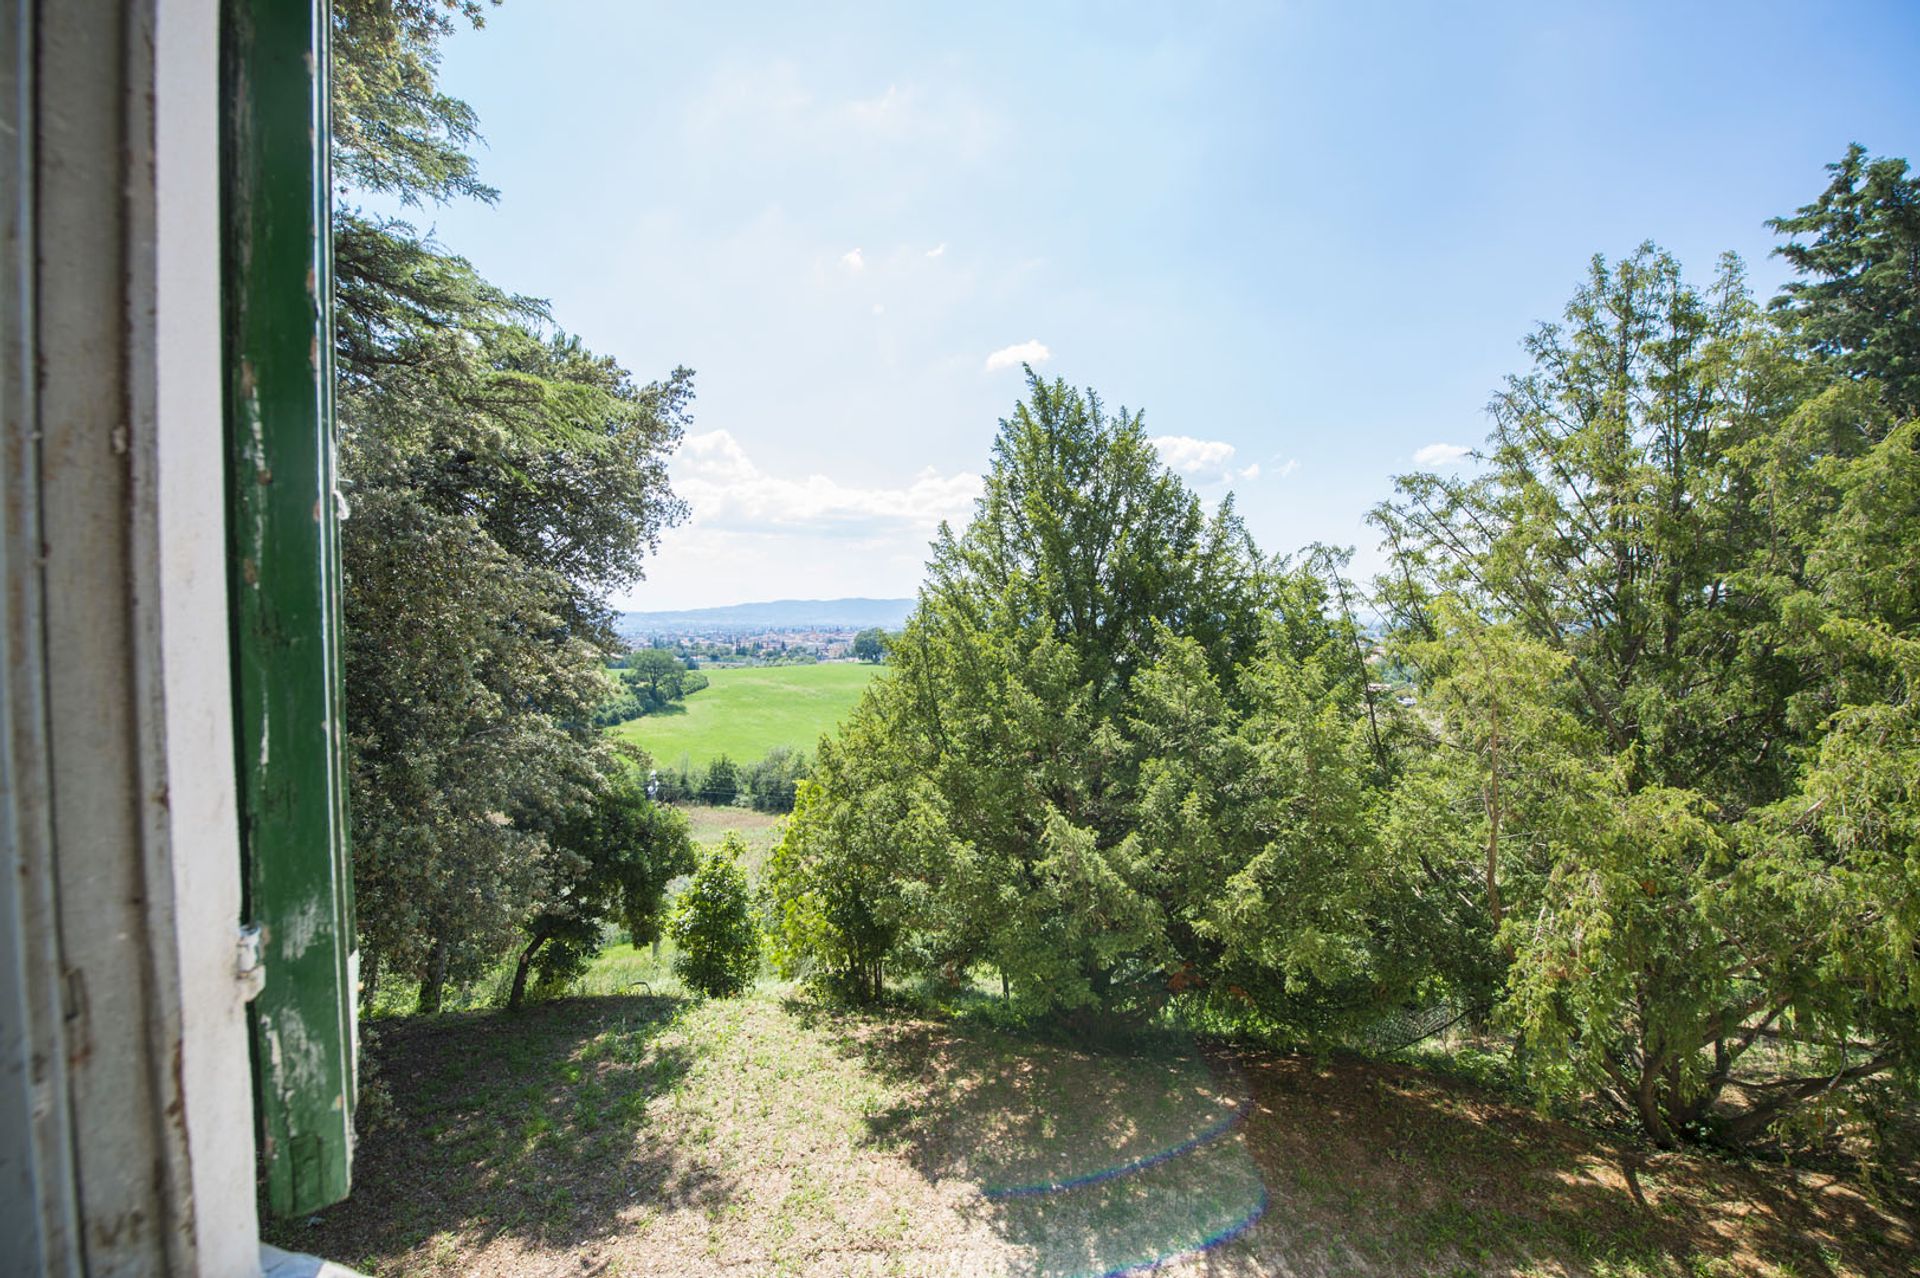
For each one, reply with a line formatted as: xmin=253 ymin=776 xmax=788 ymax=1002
xmin=618 ymin=597 xmax=914 ymax=634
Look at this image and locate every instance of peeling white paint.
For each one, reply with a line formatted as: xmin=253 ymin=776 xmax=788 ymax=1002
xmin=278 ymin=895 xmax=324 ymax=962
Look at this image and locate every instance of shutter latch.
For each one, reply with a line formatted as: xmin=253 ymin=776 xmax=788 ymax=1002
xmin=236 ymin=924 xmax=266 ymax=1002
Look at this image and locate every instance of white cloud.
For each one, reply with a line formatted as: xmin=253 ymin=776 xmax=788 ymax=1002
xmin=845 ymin=83 xmax=908 ymax=132
xmin=672 ymin=429 xmax=981 ymax=535
xmin=1151 ymin=435 xmax=1269 ymax=488
xmin=625 ymin=428 xmax=986 ymax=609
xmin=1413 ymin=442 xmax=1472 ymax=467
xmin=840 ymin=247 xmax=865 ymax=271
xmin=1152 ymin=435 xmax=1236 ymax=475
xmin=984 ymin=339 xmax=1051 ymax=372
xmin=1274 ymin=457 xmax=1301 ymax=478
xmin=925 ymin=242 xmax=947 ymax=259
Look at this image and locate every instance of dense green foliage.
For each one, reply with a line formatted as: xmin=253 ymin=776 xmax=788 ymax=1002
xmin=740 ymin=746 xmax=811 ymax=813
xmin=336 ymin=0 xmax=1913 ymax=1156
xmin=698 ymin=754 xmax=741 ymax=807
xmin=592 ymin=655 xmax=708 ymax=728
xmin=776 ymin=155 xmax=1920 ymax=1152
xmin=334 ymin=1 xmax=689 ymax=1010
xmin=506 ymin=767 xmax=696 ymax=1009
xmin=1769 ymin=144 xmax=1920 ymax=417
xmin=1375 ymin=239 xmax=1919 ymax=1148
xmin=670 ymin=836 xmax=763 ymax=997
xmin=647 ymin=746 xmax=811 ymax=812
xmin=772 ymin=374 xmax=1303 ymax=1018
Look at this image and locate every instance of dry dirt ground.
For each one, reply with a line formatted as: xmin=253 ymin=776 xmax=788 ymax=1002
xmin=267 ymin=994 xmax=1917 ymax=1278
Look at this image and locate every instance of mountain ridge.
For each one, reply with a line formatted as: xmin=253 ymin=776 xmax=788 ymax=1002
xmin=618 ymin=596 xmax=914 ymax=632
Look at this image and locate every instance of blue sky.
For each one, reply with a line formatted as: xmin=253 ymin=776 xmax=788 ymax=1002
xmin=377 ymin=1 xmax=1920 ymax=611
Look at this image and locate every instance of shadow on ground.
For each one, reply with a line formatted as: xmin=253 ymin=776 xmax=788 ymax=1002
xmin=810 ymin=1006 xmax=1918 ymax=1277
xmin=1227 ymin=1046 xmax=1918 ymax=1276
xmin=262 ymin=995 xmax=721 ymax=1271
xmin=269 ymin=993 xmax=1918 ymax=1277
xmin=802 ymin=1004 xmax=1270 ymax=1276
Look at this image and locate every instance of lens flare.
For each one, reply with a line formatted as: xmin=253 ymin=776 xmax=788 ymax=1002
xmin=980 ymin=1091 xmax=1253 ymax=1200
xmin=1084 ymin=1184 xmax=1271 ymax=1278
xmin=973 ymin=1058 xmax=1272 ymax=1277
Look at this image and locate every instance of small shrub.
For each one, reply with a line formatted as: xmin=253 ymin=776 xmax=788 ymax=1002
xmin=669 ymin=834 xmax=761 ymax=997
xmin=744 ymin=746 xmax=810 ymax=813
xmin=699 ymin=754 xmax=740 ymax=805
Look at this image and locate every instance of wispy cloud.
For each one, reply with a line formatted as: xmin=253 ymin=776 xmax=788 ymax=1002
xmin=1152 ymin=435 xmax=1235 ymax=475
xmin=840 ymin=247 xmax=865 ymax=271
xmin=1150 ymin=435 xmax=1266 ymax=486
xmin=925 ymin=242 xmax=947 ymax=259
xmin=674 ymin=429 xmax=981 ymax=533
xmin=629 ymin=431 xmax=983 ymax=610
xmin=683 ymin=65 xmax=1000 ymax=163
xmin=1274 ymin=457 xmax=1301 ymax=478
xmin=1413 ymin=442 xmax=1471 ymax=467
xmin=984 ymin=339 xmax=1051 ymax=372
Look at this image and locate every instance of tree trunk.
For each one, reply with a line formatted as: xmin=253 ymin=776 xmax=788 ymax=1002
xmin=508 ymin=932 xmax=549 ymax=1011
xmin=1485 ymin=704 xmax=1503 ymax=932
xmin=1636 ymin=1065 xmax=1675 ymax=1149
xmin=1718 ymin=1055 xmax=1893 ymax=1146
xmin=417 ymin=937 xmax=449 ymax=1014
xmin=361 ymin=949 xmax=380 ymax=1009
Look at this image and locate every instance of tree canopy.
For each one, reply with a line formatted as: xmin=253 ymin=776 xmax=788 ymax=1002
xmin=329 ymin=15 xmax=1917 ymax=1159
xmin=333 ymin=0 xmax=690 ymax=1009
xmin=775 ymin=152 xmax=1920 ymax=1153
xmin=1769 ymin=144 xmax=1920 ymax=418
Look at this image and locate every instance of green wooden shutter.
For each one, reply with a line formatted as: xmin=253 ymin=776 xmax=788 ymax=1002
xmin=221 ymin=0 xmax=358 ymax=1218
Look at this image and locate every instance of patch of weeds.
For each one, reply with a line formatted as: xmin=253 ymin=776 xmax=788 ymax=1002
xmin=1388 ymin=1041 xmax=1521 ymax=1096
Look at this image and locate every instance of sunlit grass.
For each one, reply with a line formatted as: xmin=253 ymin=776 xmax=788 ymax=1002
xmin=604 ymin=662 xmax=882 ymax=772
xmin=305 ymin=984 xmax=1915 ymax=1277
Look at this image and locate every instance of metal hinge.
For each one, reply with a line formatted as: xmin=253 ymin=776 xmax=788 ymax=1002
xmin=236 ymin=924 xmax=266 ymax=1002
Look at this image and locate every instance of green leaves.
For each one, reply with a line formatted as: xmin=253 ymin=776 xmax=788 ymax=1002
xmin=1371 ymin=205 xmax=1920 ymax=1146
xmin=771 ymin=375 xmax=1409 ymax=1024
xmin=332 ymin=0 xmax=499 ymax=206
xmin=1770 ymin=145 xmax=1920 ymax=418
xmin=333 ymin=2 xmax=692 ymax=1003
xmin=670 ymin=836 xmax=763 ymax=999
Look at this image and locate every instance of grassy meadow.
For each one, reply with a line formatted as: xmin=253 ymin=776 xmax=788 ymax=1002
xmin=608 ymin=662 xmax=882 ymax=772
xmin=676 ymin=802 xmax=784 ymax=882
xmin=283 ymin=973 xmax=1918 ymax=1278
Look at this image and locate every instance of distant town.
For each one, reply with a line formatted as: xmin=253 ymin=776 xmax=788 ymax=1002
xmin=616 ymin=597 xmax=913 ymax=664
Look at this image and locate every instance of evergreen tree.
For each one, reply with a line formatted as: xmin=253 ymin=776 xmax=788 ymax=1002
xmin=1770 ymin=145 xmax=1920 ymax=417
xmin=1377 ymin=243 xmax=1919 ymax=1146
xmin=774 ymin=372 xmax=1305 ymax=1017
xmin=670 ymin=837 xmax=761 ymax=998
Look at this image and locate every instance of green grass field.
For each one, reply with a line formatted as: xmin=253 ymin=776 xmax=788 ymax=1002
xmin=607 ymin=662 xmax=882 ymax=770
xmin=281 ymin=982 xmax=1918 ymax=1278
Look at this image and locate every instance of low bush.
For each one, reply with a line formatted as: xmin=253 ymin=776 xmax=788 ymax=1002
xmin=670 ymin=834 xmax=761 ymax=997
